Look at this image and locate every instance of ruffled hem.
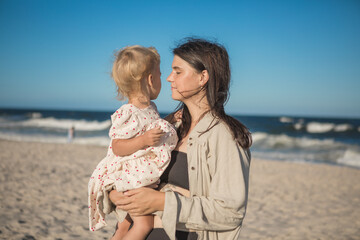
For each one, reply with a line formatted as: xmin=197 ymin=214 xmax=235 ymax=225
xmin=88 ymin=118 xmax=178 ymax=231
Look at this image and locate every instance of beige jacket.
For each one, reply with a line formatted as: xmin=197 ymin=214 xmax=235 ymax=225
xmin=157 ymin=112 xmax=251 ymax=240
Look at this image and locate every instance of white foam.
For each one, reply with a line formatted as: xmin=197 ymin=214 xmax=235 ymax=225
xmin=294 ymin=122 xmax=303 ymax=130
xmin=0 ymin=132 xmax=67 ymax=144
xmin=337 ymin=149 xmax=360 ymax=168
xmin=252 ymin=131 xmax=360 ymax=168
xmin=252 ymin=151 xmax=320 ymax=164
xmin=306 ymin=122 xmax=355 ymax=133
xmin=279 ymin=117 xmax=293 ymax=123
xmin=334 ymin=124 xmax=353 ymax=132
xmin=29 ymin=112 xmax=42 ymax=119
xmin=306 ymin=122 xmax=335 ymax=133
xmin=252 ymin=132 xmax=337 ymax=149
xmin=293 ymin=119 xmax=305 ymax=130
xmin=251 ymin=132 xmax=269 ymax=142
xmin=0 ymin=117 xmax=111 ymax=131
xmin=0 ymin=132 xmax=110 ymax=146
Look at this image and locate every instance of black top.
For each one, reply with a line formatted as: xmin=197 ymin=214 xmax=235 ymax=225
xmin=160 ymin=151 xmax=189 ymax=189
xmin=146 ymin=150 xmax=198 ymax=240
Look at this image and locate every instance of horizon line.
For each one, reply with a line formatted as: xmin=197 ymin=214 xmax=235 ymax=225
xmin=1 ymin=105 xmax=360 ymax=120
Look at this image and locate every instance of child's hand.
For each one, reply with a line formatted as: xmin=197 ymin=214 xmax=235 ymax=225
xmin=142 ymin=127 xmax=164 ymax=147
xmin=174 ymin=109 xmax=183 ymax=122
xmin=164 ymin=109 xmax=183 ymax=124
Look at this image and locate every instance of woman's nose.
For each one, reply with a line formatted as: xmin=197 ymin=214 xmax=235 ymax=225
xmin=166 ymin=73 xmax=173 ymax=82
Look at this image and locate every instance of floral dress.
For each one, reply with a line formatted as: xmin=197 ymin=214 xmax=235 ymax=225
xmin=88 ymin=102 xmax=178 ymax=231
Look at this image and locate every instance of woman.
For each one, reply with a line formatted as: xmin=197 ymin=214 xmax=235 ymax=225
xmin=109 ymin=38 xmax=252 ymax=240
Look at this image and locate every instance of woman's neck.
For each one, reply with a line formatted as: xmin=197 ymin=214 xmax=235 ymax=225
xmin=184 ymin=95 xmax=210 ymax=125
xmin=128 ymin=94 xmax=151 ymax=109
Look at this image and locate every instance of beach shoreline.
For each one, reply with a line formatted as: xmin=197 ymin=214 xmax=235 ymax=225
xmin=0 ymin=140 xmax=359 ymax=239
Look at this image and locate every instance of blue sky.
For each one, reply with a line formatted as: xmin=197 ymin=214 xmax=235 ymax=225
xmin=0 ymin=0 xmax=359 ymax=118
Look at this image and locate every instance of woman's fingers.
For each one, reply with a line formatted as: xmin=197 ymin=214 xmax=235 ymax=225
xmin=116 ymin=198 xmax=146 ymax=214
xmin=120 ymin=205 xmax=150 ymax=216
xmin=114 ymin=195 xmax=134 ymax=206
xmin=114 ymin=187 xmax=164 ymax=215
xmin=124 ymin=188 xmax=142 ymax=196
xmin=109 ymin=189 xmax=155 ymax=215
xmin=117 ymin=203 xmax=135 ymax=212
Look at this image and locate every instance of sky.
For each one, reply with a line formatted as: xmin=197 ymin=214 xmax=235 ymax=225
xmin=0 ymin=0 xmax=359 ymax=118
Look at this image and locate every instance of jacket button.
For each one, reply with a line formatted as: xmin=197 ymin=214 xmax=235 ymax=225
xmin=189 ymin=137 xmax=192 ymax=140
xmin=191 ymin=167 xmax=195 ymax=170
xmin=189 ymin=143 xmax=193 ymax=146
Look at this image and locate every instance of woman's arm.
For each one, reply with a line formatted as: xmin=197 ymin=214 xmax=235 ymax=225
xmin=112 ymin=127 xmax=164 ymax=156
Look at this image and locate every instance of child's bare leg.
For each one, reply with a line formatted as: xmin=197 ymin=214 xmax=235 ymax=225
xmin=122 ymin=215 xmax=153 ymax=240
xmin=111 ymin=214 xmax=132 ymax=240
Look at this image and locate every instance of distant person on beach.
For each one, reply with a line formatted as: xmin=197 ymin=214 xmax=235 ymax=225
xmin=108 ymin=38 xmax=252 ymax=240
xmin=88 ymin=45 xmax=178 ymax=240
xmin=67 ymin=126 xmax=75 ymax=143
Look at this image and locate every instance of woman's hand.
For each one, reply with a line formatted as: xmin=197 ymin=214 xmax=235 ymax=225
xmin=110 ymin=187 xmax=165 ymax=216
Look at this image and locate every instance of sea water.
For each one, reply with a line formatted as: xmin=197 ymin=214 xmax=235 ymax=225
xmin=1 ymin=108 xmax=359 ymax=168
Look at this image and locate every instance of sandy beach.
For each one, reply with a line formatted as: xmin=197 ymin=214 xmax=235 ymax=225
xmin=0 ymin=140 xmax=359 ymax=240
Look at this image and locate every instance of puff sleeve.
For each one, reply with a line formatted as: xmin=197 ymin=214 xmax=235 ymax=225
xmin=109 ymin=107 xmax=142 ymax=140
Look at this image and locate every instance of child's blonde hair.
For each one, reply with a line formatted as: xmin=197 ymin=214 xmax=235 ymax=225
xmin=112 ymin=45 xmax=160 ymax=100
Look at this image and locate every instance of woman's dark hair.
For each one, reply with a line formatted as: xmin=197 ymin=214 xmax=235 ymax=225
xmin=171 ymin=38 xmax=252 ymax=149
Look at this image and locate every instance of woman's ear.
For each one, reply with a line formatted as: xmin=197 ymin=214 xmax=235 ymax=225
xmin=200 ymin=70 xmax=209 ymax=87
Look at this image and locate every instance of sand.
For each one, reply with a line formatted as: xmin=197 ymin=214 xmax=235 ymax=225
xmin=0 ymin=140 xmax=359 ymax=240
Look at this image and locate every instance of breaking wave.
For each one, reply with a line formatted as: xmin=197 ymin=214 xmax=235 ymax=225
xmin=252 ymin=132 xmax=360 ymax=168
xmin=0 ymin=116 xmax=111 ymax=131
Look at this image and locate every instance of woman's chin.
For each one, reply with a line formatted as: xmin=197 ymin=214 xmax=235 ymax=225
xmin=171 ymin=90 xmax=181 ymax=101
xmin=171 ymin=93 xmax=181 ymax=101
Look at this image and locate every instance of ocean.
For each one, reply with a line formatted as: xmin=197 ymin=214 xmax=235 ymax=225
xmin=1 ymin=108 xmax=359 ymax=169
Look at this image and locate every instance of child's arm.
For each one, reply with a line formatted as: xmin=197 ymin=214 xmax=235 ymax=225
xmin=111 ymin=127 xmax=164 ymax=157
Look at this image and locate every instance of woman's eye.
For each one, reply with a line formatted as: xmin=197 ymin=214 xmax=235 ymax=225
xmin=176 ymin=72 xmax=181 ymax=75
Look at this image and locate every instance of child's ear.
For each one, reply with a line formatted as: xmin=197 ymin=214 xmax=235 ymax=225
xmin=147 ymin=74 xmax=154 ymax=87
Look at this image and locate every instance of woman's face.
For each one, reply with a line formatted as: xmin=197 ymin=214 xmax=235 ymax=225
xmin=167 ymin=55 xmax=202 ymax=101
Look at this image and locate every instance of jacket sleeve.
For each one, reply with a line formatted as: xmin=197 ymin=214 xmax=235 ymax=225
xmin=160 ymin=127 xmax=251 ymax=238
